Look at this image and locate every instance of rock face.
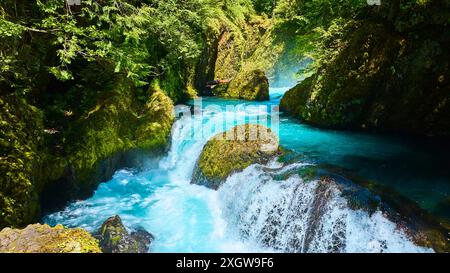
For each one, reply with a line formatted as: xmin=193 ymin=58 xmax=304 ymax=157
xmin=95 ymin=215 xmax=153 ymax=253
xmin=212 ymin=18 xmax=272 ymax=87
xmin=0 ymin=78 xmax=175 ymax=229
xmin=214 ymin=69 xmax=270 ymax=101
xmin=195 ymin=16 xmax=281 ymax=100
xmin=192 ymin=124 xmax=279 ymax=189
xmin=280 ymin=1 xmax=450 ymax=136
xmin=0 ymin=224 xmax=101 ymax=253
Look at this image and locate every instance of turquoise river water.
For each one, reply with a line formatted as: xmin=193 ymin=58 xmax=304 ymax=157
xmin=44 ymin=87 xmax=449 ymax=253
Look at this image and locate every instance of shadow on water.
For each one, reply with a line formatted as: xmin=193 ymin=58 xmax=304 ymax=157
xmin=275 ymin=152 xmax=450 ymax=252
xmin=277 ymin=111 xmax=450 ymax=223
xmin=322 ymin=165 xmax=450 ymax=252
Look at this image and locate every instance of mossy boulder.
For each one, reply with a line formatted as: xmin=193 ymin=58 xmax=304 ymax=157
xmin=213 ymin=17 xmax=272 ymax=83
xmin=95 ymin=215 xmax=153 ymax=253
xmin=192 ymin=124 xmax=279 ymax=189
xmin=279 ymin=76 xmax=315 ymax=118
xmin=0 ymin=224 xmax=101 ymax=253
xmin=213 ymin=69 xmax=270 ymax=101
xmin=197 ymin=15 xmax=292 ymax=98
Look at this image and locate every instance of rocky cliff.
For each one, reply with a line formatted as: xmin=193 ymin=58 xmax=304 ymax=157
xmin=280 ymin=1 xmax=450 ymax=136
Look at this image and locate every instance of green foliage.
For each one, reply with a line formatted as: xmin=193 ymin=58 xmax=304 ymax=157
xmin=0 ymin=0 xmax=256 ymax=96
xmin=64 ymin=78 xmax=174 ymax=186
xmin=273 ymin=0 xmax=366 ymax=26
xmin=302 ymin=17 xmax=352 ymax=75
xmin=280 ymin=0 xmax=450 ymax=137
xmin=214 ymin=0 xmax=368 ymax=88
xmin=269 ymin=0 xmax=367 ymax=76
xmin=3 ymin=0 xmax=436 ymax=230
xmin=252 ymin=0 xmax=276 ymax=15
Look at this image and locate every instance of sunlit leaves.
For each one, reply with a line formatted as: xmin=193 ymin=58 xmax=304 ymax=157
xmin=49 ymin=67 xmax=74 ymax=81
xmin=0 ymin=18 xmax=25 ymax=37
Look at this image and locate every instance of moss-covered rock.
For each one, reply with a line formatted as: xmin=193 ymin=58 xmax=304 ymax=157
xmin=0 ymin=77 xmax=175 ymax=229
xmin=213 ymin=69 xmax=270 ymax=101
xmin=214 ymin=30 xmax=245 ymax=81
xmin=197 ymin=13 xmax=309 ymax=98
xmin=0 ymin=94 xmax=45 ymax=228
xmin=40 ymin=81 xmax=175 ymax=213
xmin=280 ymin=1 xmax=450 ymax=136
xmin=95 ymin=215 xmax=153 ymax=253
xmin=0 ymin=224 xmax=101 ymax=253
xmin=192 ymin=124 xmax=279 ymax=189
xmin=279 ymin=76 xmax=315 ymax=117
xmin=195 ymin=16 xmax=264 ymax=96
xmin=213 ymin=16 xmax=272 ymax=82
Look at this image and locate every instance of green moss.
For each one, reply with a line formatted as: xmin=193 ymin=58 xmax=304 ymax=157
xmin=0 ymin=224 xmax=101 ymax=253
xmin=96 ymin=215 xmax=152 ymax=253
xmin=137 ymin=85 xmax=175 ymax=149
xmin=193 ymin=124 xmax=279 ymax=189
xmin=282 ymin=21 xmax=395 ymax=129
xmin=280 ymin=76 xmax=315 ymax=117
xmin=213 ymin=14 xmax=314 ymax=89
xmin=280 ymin=5 xmax=450 ymax=136
xmin=1 ymin=76 xmax=175 ymax=229
xmin=111 ymin=235 xmax=122 ymax=246
xmin=158 ymin=62 xmax=199 ymax=103
xmin=0 ymin=94 xmax=43 ymax=228
xmin=214 ymin=30 xmax=245 ymax=80
xmin=210 ymin=14 xmax=315 ymax=100
xmin=61 ymin=78 xmax=174 ymax=195
xmin=209 ymin=16 xmax=274 ymax=101
xmin=217 ymin=69 xmax=270 ymax=101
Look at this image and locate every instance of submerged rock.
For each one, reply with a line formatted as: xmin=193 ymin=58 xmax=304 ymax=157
xmin=0 ymin=224 xmax=101 ymax=253
xmin=213 ymin=69 xmax=270 ymax=101
xmin=95 ymin=215 xmax=153 ymax=253
xmin=192 ymin=124 xmax=279 ymax=189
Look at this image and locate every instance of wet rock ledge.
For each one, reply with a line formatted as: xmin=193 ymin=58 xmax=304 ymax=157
xmin=94 ymin=215 xmax=154 ymax=253
xmin=0 ymin=215 xmax=153 ymax=253
xmin=0 ymin=224 xmax=101 ymax=253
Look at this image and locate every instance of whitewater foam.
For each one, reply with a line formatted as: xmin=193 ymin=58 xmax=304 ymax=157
xmin=219 ymin=164 xmax=432 ymax=253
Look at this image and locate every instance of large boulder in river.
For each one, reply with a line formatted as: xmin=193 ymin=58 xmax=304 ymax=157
xmin=0 ymin=224 xmax=101 ymax=253
xmin=213 ymin=69 xmax=270 ymax=101
xmin=95 ymin=215 xmax=153 ymax=253
xmin=192 ymin=124 xmax=279 ymax=189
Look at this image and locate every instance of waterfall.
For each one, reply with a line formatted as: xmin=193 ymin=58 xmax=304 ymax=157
xmin=218 ymin=162 xmax=432 ymax=253
xmin=43 ymin=98 xmax=434 ymax=253
xmin=175 ymin=101 xmax=432 ymax=252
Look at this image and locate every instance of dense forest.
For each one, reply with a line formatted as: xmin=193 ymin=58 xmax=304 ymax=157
xmin=0 ymin=0 xmax=449 ymax=253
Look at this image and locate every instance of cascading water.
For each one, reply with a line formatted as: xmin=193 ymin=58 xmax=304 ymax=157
xmin=44 ymin=90 xmax=438 ymax=253
xmin=219 ymin=162 xmax=431 ymax=253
